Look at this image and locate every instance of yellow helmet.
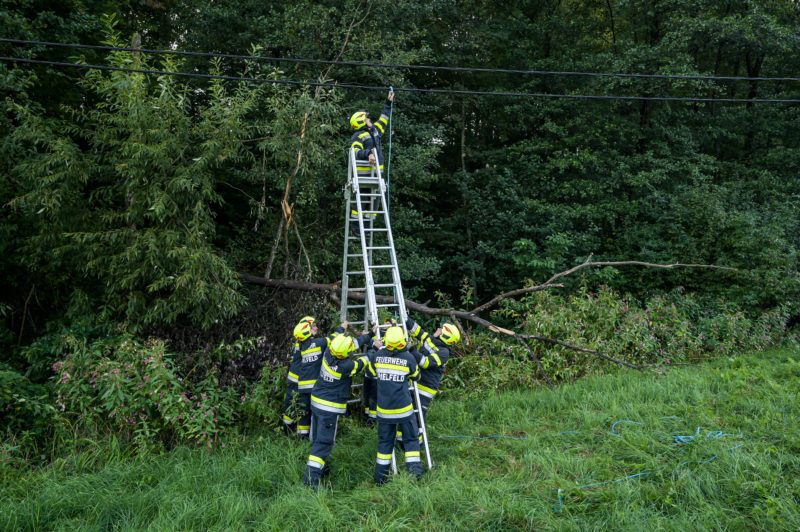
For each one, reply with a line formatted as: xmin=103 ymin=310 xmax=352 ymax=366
xmin=350 ymin=110 xmax=367 ymax=129
xmin=330 ymin=335 xmax=355 ymax=359
xmin=293 ymin=321 xmax=313 ymax=341
xmin=299 ymin=316 xmax=315 ymax=324
xmin=384 ymin=326 xmax=407 ymax=350
xmin=440 ymin=323 xmax=461 ymax=345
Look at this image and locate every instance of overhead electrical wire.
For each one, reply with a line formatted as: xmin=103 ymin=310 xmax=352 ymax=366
xmin=3 ymin=37 xmax=800 ymax=83
xmin=2 ymin=56 xmax=799 ymax=104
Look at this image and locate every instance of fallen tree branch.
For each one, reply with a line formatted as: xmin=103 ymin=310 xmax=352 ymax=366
xmin=468 ymin=254 xmax=736 ymax=315
xmin=239 ymin=257 xmax=732 ymax=374
xmin=239 ymin=272 xmax=645 ymax=371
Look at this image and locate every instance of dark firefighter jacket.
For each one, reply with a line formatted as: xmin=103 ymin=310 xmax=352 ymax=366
xmin=366 ymin=346 xmax=419 ymax=420
xmin=287 ymin=341 xmax=301 ymax=384
xmin=350 ymin=99 xmax=391 ymax=173
xmin=406 ymin=318 xmax=451 ymax=399
xmin=296 ymin=326 xmax=345 ymax=392
xmin=310 ymin=333 xmax=372 ymax=415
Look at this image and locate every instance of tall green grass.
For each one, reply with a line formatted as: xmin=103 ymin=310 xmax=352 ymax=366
xmin=2 ymin=347 xmax=798 ymax=530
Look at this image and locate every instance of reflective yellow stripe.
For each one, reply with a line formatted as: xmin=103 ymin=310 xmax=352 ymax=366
xmin=311 ymin=395 xmax=346 ymax=410
xmin=374 ymin=122 xmax=385 ymax=133
xmin=308 ymin=455 xmax=325 ymax=466
xmin=323 ymin=358 xmax=341 ymax=378
xmin=377 ymin=452 xmax=392 ymax=460
xmin=377 ymin=404 xmax=413 ymax=415
xmin=410 ymin=367 xmax=419 ymax=379
xmin=351 ymin=210 xmax=359 ymax=216
xmin=417 ymin=383 xmax=438 ymax=396
xmin=405 ymin=450 xmax=420 ymax=457
xmin=352 ymin=141 xmax=364 ymax=149
xmin=430 ymin=352 xmax=442 ymax=366
xmin=375 ymin=362 xmax=410 ymax=373
xmin=298 ymin=379 xmax=316 ymax=386
xmin=302 ymin=346 xmax=321 ymax=355
xmin=358 ymin=132 xmax=370 ymax=139
xmin=288 ymin=371 xmax=299 ymax=380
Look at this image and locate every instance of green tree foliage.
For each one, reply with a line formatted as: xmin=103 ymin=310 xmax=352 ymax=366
xmin=1 ymin=1 xmax=799 ymax=341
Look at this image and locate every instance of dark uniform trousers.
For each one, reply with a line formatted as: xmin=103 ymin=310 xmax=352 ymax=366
xmin=296 ymin=392 xmax=312 ymax=438
xmin=376 ymin=415 xmax=422 ymax=484
xmin=303 ymin=407 xmax=338 ymax=488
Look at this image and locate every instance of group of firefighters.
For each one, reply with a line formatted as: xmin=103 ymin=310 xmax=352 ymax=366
xmin=280 ymin=90 xmax=461 ymax=489
xmin=281 ymin=316 xmax=461 ymax=489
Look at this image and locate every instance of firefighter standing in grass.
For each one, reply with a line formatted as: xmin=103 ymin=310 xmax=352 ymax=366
xmin=292 ymin=319 xmax=347 ymax=439
xmin=303 ymin=332 xmax=372 ymax=490
xmin=406 ymin=318 xmax=461 ymax=438
xmin=282 ymin=316 xmax=315 ymax=434
xmin=366 ymin=326 xmax=422 ymax=484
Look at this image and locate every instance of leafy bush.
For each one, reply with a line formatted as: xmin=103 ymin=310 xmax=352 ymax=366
xmin=446 ymin=286 xmax=790 ymax=393
xmin=51 ymin=332 xmax=288 ymax=452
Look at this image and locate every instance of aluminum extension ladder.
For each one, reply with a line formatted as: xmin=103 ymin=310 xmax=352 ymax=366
xmin=340 ymin=147 xmax=433 ymax=472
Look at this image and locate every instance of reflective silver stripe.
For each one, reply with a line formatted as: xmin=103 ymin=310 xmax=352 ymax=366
xmin=298 ymin=382 xmax=315 ymax=390
xmin=311 ymin=399 xmax=346 ymax=414
xmin=307 ymin=459 xmax=324 ymax=469
xmin=320 ymin=365 xmax=339 ymax=381
xmin=378 ymin=368 xmax=408 ymax=377
xmin=376 ymin=458 xmax=392 ymax=465
xmin=405 ymin=456 xmax=421 ymax=463
xmin=377 ymin=411 xmax=413 ymax=420
xmin=417 ymin=387 xmax=435 ymax=399
xmin=419 ymin=355 xmax=429 ymax=368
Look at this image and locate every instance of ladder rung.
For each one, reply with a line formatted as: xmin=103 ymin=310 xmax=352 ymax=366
xmin=350 ymin=383 xmax=363 ymax=389
xmin=361 ymin=210 xmax=386 ymax=215
xmin=347 ymin=271 xmax=365 ymax=275
xmin=346 ymin=399 xmax=362 ymax=404
xmin=370 ymin=264 xmax=396 ymax=269
xmin=376 ymin=303 xmax=399 ymax=308
xmin=358 ymin=193 xmax=382 ymax=197
xmin=366 ymin=228 xmax=388 ymax=232
xmin=347 ymin=287 xmax=366 ymax=291
xmin=366 ymin=246 xmax=392 ymax=250
xmin=347 ymin=304 xmax=367 ymax=309
xmin=373 ymin=283 xmax=397 ymax=288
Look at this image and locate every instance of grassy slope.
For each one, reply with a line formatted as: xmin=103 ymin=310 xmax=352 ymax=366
xmin=1 ymin=347 xmax=798 ymax=531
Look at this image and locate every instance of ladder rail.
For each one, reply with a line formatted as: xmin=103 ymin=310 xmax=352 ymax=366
xmin=342 ymin=148 xmax=432 ymax=473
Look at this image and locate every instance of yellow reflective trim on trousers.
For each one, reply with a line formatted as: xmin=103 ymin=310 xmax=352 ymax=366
xmin=405 ymin=450 xmax=420 ymax=457
xmin=377 ymin=404 xmax=412 ymax=415
xmin=417 ymin=383 xmax=438 ymax=396
xmin=311 ymin=395 xmax=346 ymax=410
xmin=377 ymin=452 xmax=392 ymax=460
xmin=308 ymin=455 xmax=325 ymax=466
xmin=298 ymin=379 xmax=316 ymax=386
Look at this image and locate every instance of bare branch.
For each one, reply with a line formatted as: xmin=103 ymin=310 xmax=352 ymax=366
xmin=468 ymin=255 xmax=735 ymax=315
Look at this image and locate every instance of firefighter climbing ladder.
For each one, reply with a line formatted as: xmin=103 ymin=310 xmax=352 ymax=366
xmin=340 ymin=148 xmax=433 ymax=472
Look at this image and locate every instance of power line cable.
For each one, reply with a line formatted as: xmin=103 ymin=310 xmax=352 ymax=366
xmin=2 ymin=37 xmax=800 ymax=83
xmin=2 ymin=56 xmax=799 ymax=104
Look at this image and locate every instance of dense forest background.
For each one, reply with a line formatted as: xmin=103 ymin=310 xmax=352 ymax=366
xmin=1 ymin=0 xmax=799 ymax=456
